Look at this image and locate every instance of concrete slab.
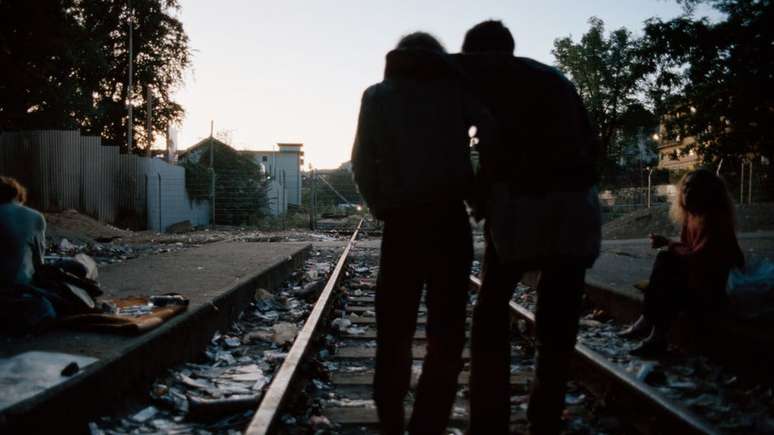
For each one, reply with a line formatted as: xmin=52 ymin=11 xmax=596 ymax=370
xmin=0 ymin=241 xmax=310 ymax=434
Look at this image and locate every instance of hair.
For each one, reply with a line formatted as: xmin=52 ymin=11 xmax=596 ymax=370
xmin=670 ymin=168 xmax=735 ymax=228
xmin=396 ymin=32 xmax=446 ymax=53
xmin=0 ymin=176 xmax=27 ymax=204
xmin=462 ymin=20 xmax=515 ymax=54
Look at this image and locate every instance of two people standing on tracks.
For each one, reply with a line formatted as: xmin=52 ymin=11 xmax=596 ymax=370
xmin=619 ymin=168 xmax=744 ymax=356
xmin=352 ymin=32 xmax=478 ymax=435
xmin=352 ymin=21 xmax=601 ymax=435
xmin=457 ymin=21 xmax=601 ymax=435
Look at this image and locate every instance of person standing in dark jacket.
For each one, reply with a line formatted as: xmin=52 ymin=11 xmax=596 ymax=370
xmin=351 ymin=32 xmax=476 ymax=435
xmin=456 ymin=21 xmax=601 ymax=435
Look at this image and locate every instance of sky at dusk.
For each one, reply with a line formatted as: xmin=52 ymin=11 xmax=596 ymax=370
xmin=173 ymin=0 xmax=714 ymax=169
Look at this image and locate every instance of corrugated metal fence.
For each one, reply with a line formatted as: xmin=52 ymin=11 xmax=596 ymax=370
xmin=0 ymin=130 xmax=210 ymax=232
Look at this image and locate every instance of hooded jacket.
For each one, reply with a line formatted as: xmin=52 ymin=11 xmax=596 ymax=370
xmin=351 ymin=49 xmax=475 ymax=219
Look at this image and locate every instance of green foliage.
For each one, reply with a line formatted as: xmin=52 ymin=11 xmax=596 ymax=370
xmin=0 ymin=0 xmax=191 ymax=152
xmin=553 ymin=17 xmax=656 ymax=172
xmin=183 ymin=138 xmax=270 ymax=225
xmin=180 ymin=161 xmax=211 ymax=200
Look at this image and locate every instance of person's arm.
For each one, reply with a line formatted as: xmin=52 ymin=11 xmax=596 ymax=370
xmin=351 ymin=87 xmax=383 ymax=218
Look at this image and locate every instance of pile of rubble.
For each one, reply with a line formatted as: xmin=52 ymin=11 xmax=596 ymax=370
xmin=90 ymin=248 xmax=340 ymax=434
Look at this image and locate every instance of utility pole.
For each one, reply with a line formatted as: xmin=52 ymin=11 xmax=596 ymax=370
xmin=210 ymin=121 xmax=216 ymax=228
xmin=740 ymin=160 xmax=745 ymax=204
xmin=748 ymin=160 xmax=753 ymax=205
xmin=647 ymin=167 xmax=654 ymax=208
xmin=127 ymin=0 xmax=133 ymax=153
xmin=146 ymin=86 xmax=152 ymax=156
xmin=282 ymin=170 xmax=287 ymax=230
xmin=309 ymin=167 xmax=317 ymax=230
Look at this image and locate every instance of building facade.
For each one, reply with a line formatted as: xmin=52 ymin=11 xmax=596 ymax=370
xmin=241 ymin=143 xmax=304 ymax=214
xmin=657 ymin=136 xmax=700 ymax=171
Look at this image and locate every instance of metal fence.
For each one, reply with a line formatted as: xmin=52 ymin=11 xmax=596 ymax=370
xmin=0 ymin=130 xmax=119 ymax=222
xmin=598 ymin=160 xmax=773 ymax=222
xmin=0 ymin=130 xmax=210 ymax=232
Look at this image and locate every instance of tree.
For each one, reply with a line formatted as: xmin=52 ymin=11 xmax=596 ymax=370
xmin=0 ymin=0 xmax=190 ymax=153
xmin=0 ymin=0 xmax=90 ymax=130
xmin=642 ymin=0 xmax=774 ymax=184
xmin=553 ymin=17 xmax=656 ymax=173
xmin=72 ymin=0 xmax=190 ymax=151
xmin=181 ymin=138 xmax=270 ymax=225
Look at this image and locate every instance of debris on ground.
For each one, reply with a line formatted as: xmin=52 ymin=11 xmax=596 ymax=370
xmin=43 ymin=209 xmax=359 ymax=267
xmin=91 ymin=248 xmax=340 ymax=433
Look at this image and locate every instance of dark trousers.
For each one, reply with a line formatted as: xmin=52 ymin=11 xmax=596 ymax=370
xmin=642 ymin=249 xmax=728 ymax=331
xmin=469 ymin=239 xmax=586 ymax=435
xmin=374 ymin=205 xmax=472 ymax=435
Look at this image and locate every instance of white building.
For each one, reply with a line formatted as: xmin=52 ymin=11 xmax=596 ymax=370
xmin=241 ymin=143 xmax=304 ymax=215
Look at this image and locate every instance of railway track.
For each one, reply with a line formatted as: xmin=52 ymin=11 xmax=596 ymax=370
xmin=92 ymin=219 xmax=732 ymax=434
xmin=243 ymin=224 xmax=724 ymax=435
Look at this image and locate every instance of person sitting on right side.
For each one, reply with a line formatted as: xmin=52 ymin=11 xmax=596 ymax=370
xmin=619 ymin=168 xmax=745 ymax=356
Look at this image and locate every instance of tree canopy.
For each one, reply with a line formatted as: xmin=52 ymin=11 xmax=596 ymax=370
xmin=642 ymin=0 xmax=774 ymax=171
xmin=0 ymin=0 xmax=190 ymax=153
xmin=553 ymin=17 xmax=658 ymax=177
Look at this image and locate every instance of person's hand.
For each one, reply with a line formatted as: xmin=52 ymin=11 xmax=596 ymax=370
xmin=650 ymin=233 xmax=669 ymax=249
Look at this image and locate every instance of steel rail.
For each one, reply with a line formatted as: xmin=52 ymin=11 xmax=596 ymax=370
xmin=469 ymin=275 xmax=721 ymax=435
xmin=245 ymin=218 xmax=364 ymax=435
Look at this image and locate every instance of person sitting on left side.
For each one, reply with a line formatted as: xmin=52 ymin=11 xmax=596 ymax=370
xmin=0 ymin=176 xmax=55 ymax=334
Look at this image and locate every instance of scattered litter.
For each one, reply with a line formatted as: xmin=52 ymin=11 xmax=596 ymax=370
xmin=345 ymin=326 xmax=367 ymax=336
xmin=308 ymin=415 xmax=332 ymax=429
xmin=60 ymin=362 xmax=79 ymax=377
xmin=271 ymin=322 xmax=299 ymax=345
xmin=131 ymin=406 xmax=158 ymax=423
xmin=331 ymin=317 xmax=352 ymax=332
xmin=326 ymin=398 xmax=375 ymax=408
xmin=187 ymin=394 xmax=260 ymax=419
xmin=224 ymin=337 xmax=241 ymax=348
xmin=565 ymin=393 xmax=586 ymax=405
xmin=637 ymin=362 xmax=666 ymax=385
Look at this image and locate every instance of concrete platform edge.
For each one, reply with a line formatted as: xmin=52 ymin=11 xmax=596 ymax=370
xmin=0 ymin=244 xmax=311 ymax=434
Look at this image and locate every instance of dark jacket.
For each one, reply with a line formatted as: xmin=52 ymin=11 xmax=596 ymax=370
xmin=669 ymin=214 xmax=745 ymax=304
xmin=351 ymin=49 xmax=476 ymax=220
xmin=0 ymin=201 xmax=46 ymax=288
xmin=455 ymin=53 xmax=601 ymax=265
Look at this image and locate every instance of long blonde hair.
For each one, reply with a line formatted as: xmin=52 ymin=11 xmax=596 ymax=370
xmin=670 ymin=168 xmax=736 ymax=228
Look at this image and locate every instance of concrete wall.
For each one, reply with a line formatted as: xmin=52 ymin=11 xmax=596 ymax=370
xmin=263 ymin=179 xmax=287 ymax=216
xmin=145 ymin=158 xmax=211 ymax=232
xmin=243 ymin=146 xmax=302 ymax=209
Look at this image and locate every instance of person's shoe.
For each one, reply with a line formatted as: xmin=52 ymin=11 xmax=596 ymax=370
xmin=618 ymin=315 xmax=652 ymax=339
xmin=629 ymin=334 xmax=668 ymax=358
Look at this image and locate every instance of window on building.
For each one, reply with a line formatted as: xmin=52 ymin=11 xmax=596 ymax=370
xmin=262 ymin=156 xmax=268 ymax=162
